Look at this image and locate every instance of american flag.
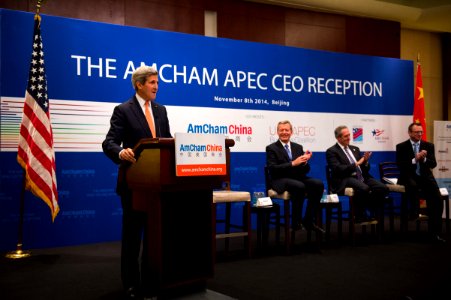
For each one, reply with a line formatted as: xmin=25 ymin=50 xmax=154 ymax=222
xmin=17 ymin=16 xmax=59 ymax=221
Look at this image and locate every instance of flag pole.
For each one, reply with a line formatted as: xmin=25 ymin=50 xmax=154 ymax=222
xmin=5 ymin=0 xmax=46 ymax=260
xmin=35 ymin=0 xmax=44 ymax=22
xmin=5 ymin=173 xmax=31 ymax=259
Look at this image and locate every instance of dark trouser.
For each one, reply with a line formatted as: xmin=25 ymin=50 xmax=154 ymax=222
xmin=403 ymin=175 xmax=443 ymax=235
xmin=120 ymin=190 xmax=147 ymax=290
xmin=273 ymin=177 xmax=324 ymax=227
xmin=344 ymin=177 xmax=389 ymax=218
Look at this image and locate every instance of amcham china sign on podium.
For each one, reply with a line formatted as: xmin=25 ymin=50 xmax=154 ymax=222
xmin=175 ymin=133 xmax=226 ymax=176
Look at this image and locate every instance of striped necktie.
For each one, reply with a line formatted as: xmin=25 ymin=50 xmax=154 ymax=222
xmin=344 ymin=146 xmax=364 ymax=181
xmin=284 ymin=144 xmax=292 ymax=160
xmin=414 ymin=142 xmax=420 ymax=175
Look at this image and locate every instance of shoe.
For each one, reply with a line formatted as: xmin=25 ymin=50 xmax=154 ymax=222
xmin=124 ymin=287 xmax=139 ymax=299
xmin=292 ymin=222 xmax=302 ymax=231
xmin=354 ymin=215 xmax=369 ymax=224
xmin=311 ymin=223 xmax=326 ymax=233
xmin=418 ymin=214 xmax=429 ymax=220
xmin=430 ymin=235 xmax=446 ymax=244
xmin=408 ymin=213 xmax=419 ymax=221
xmin=355 ymin=216 xmax=378 ymax=225
xmin=408 ymin=213 xmax=429 ymax=221
xmin=302 ymin=222 xmax=325 ymax=233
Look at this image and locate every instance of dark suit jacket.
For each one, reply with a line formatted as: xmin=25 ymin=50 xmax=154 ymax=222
xmin=325 ymin=143 xmax=372 ymax=194
xmin=102 ymin=95 xmax=172 ymax=194
xmin=395 ymin=139 xmax=437 ymax=185
xmin=266 ymin=140 xmax=311 ymax=193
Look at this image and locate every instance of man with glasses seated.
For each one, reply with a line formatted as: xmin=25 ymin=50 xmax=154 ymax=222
xmin=396 ymin=122 xmax=445 ymax=243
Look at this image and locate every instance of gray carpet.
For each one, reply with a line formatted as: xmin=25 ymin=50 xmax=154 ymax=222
xmin=1 ymin=221 xmax=450 ymax=300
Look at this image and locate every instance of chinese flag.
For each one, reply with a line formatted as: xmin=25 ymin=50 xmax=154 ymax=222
xmin=413 ymin=62 xmax=427 ymax=141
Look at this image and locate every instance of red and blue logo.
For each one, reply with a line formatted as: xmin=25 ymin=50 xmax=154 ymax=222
xmin=353 ymin=127 xmax=363 ymax=142
xmin=372 ymin=129 xmax=384 ymax=136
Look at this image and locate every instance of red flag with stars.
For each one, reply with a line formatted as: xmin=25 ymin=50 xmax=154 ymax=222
xmin=413 ymin=62 xmax=427 ymax=141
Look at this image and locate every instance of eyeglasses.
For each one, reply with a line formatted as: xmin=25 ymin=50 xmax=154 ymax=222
xmin=411 ymin=131 xmax=423 ymax=134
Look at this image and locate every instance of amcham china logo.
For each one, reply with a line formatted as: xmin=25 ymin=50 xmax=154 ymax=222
xmin=187 ymin=123 xmax=252 ymax=135
xmin=178 ymin=143 xmax=224 ymax=158
xmin=186 ymin=123 xmax=253 ymax=144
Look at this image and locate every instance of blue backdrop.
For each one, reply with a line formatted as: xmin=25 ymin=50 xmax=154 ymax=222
xmin=0 ymin=9 xmax=413 ymax=251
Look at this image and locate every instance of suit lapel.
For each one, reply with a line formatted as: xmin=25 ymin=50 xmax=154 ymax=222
xmin=291 ymin=143 xmax=303 ymax=158
xmin=419 ymin=141 xmax=425 ymax=152
xmin=348 ymin=145 xmax=359 ymax=161
xmin=335 ymin=143 xmax=350 ymax=165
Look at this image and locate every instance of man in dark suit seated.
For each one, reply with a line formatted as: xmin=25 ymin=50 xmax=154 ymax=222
xmin=396 ymin=122 xmax=445 ymax=243
xmin=326 ymin=125 xmax=388 ymax=223
xmin=266 ymin=120 xmax=324 ymax=232
xmin=102 ymin=66 xmax=172 ymax=299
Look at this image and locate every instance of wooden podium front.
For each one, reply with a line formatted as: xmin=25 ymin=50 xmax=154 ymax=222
xmin=126 ymin=138 xmax=233 ymax=296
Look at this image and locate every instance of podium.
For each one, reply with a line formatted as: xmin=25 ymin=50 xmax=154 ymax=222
xmin=126 ymin=137 xmax=234 ymax=296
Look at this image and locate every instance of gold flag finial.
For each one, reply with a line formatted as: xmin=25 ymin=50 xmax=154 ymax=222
xmin=417 ymin=53 xmax=420 ymax=63
xmin=35 ymin=0 xmax=44 ymax=22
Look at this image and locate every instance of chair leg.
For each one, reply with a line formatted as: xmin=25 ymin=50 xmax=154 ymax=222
xmin=256 ymin=208 xmax=263 ymax=249
xmin=349 ymin=198 xmax=356 ymax=246
xmin=263 ymin=209 xmax=271 ymax=249
xmin=212 ymin=203 xmax=217 ymax=256
xmin=275 ymin=206 xmax=281 ymax=247
xmin=284 ymin=201 xmax=291 ymax=254
xmin=323 ymin=206 xmax=330 ymax=243
xmin=315 ymin=210 xmax=322 ymax=246
xmin=306 ymin=230 xmax=312 ymax=243
xmin=243 ymin=202 xmax=252 ymax=258
xmin=389 ymin=200 xmax=395 ymax=235
xmin=376 ymin=203 xmax=383 ymax=241
xmin=444 ymin=196 xmax=450 ymax=235
xmin=337 ymin=204 xmax=343 ymax=243
xmin=401 ymin=193 xmax=408 ymax=234
xmin=224 ymin=202 xmax=231 ymax=253
xmin=322 ymin=203 xmax=342 ymax=245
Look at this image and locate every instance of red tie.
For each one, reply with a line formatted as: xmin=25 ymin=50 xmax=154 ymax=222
xmin=145 ymin=101 xmax=156 ymax=137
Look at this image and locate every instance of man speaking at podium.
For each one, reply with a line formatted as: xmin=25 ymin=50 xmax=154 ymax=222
xmin=102 ymin=65 xmax=172 ymax=299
